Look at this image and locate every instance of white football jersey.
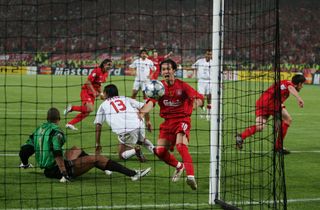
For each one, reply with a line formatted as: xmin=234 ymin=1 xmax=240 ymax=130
xmin=94 ymin=96 xmax=145 ymax=135
xmin=192 ymin=58 xmax=214 ymax=80
xmin=129 ymin=58 xmax=154 ymax=81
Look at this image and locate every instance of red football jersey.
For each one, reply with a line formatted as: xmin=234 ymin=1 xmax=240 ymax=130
xmin=256 ymin=80 xmax=294 ymax=110
xmin=148 ymin=56 xmax=165 ymax=71
xmin=148 ymin=56 xmax=165 ymax=79
xmin=153 ymin=79 xmax=204 ymax=119
xmin=82 ymin=67 xmax=108 ymax=93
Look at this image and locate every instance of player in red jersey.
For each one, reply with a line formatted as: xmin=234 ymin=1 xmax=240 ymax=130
xmin=139 ymin=59 xmax=204 ymax=190
xmin=148 ymin=49 xmax=173 ymax=80
xmin=236 ymin=74 xmax=306 ymax=154
xmin=64 ymin=59 xmax=112 ymax=131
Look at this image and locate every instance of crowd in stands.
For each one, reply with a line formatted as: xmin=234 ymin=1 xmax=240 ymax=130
xmin=0 ymin=0 xmax=318 ymax=70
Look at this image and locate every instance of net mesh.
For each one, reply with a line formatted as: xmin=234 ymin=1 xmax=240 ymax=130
xmin=0 ymin=0 xmax=285 ymax=209
xmin=217 ymin=0 xmax=286 ymax=209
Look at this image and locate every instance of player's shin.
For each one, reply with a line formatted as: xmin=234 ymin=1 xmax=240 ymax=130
xmin=121 ymin=149 xmax=136 ymax=159
xmin=142 ymin=139 xmax=154 ymax=153
xmin=154 ymin=147 xmax=178 ymax=167
xmin=176 ymin=143 xmax=194 ymax=176
xmin=275 ymin=122 xmax=290 ymax=151
xmin=104 ymin=160 xmax=136 ymax=177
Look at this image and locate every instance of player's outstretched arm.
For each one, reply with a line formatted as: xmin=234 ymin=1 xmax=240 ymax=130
xmin=138 ymin=100 xmax=154 ymax=120
xmin=164 ymin=51 xmax=173 ymax=59
xmin=144 ymin=112 xmax=153 ymax=132
xmin=95 ymin=123 xmax=103 ymax=155
xmin=288 ymin=85 xmax=304 ymax=108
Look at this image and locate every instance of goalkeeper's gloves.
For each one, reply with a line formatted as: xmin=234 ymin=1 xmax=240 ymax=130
xmin=19 ymin=163 xmax=33 ymax=169
xmin=60 ymin=171 xmax=71 ymax=183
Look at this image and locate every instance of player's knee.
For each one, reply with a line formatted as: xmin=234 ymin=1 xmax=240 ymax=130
xmin=285 ymin=117 xmax=292 ymax=125
xmin=86 ymin=107 xmax=94 ymax=112
xmin=256 ymin=124 xmax=264 ymax=132
xmin=154 ymin=146 xmax=167 ymax=158
xmin=119 ymin=152 xmax=126 ymax=160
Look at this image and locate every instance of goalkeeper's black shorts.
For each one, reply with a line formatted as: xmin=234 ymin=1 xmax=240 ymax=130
xmin=44 ymin=160 xmax=74 ymax=179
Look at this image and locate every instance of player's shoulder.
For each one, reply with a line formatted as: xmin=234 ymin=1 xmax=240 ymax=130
xmin=175 ymin=79 xmax=191 ymax=88
xmin=196 ymin=58 xmax=206 ymax=62
xmin=281 ymin=80 xmax=294 ymax=86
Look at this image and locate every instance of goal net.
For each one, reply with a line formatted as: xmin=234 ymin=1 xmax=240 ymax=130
xmin=0 ymin=0 xmax=285 ymax=209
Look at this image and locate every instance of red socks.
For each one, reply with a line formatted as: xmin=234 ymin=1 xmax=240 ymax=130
xmin=72 ymin=105 xmax=88 ymax=113
xmin=68 ymin=112 xmax=90 ymax=125
xmin=155 ymin=144 xmax=195 ymax=176
xmin=154 ymin=147 xmax=178 ymax=167
xmin=67 ymin=106 xmax=89 ymax=125
xmin=275 ymin=122 xmax=290 ymax=150
xmin=241 ymin=125 xmax=257 ymax=140
xmin=176 ymin=143 xmax=194 ymax=176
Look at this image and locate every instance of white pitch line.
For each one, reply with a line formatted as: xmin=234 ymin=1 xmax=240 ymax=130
xmin=2 ymin=198 xmax=320 ymax=210
xmin=0 ymin=150 xmax=320 ymax=157
xmin=1 ymin=150 xmax=320 ymax=157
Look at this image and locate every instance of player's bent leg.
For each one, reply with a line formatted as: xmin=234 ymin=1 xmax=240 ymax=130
xmin=66 ymin=112 xmax=90 ymax=128
xmin=65 ymin=146 xmax=85 ymax=160
xmin=134 ymin=145 xmax=147 ymax=162
xmin=176 ymin=143 xmax=194 ymax=176
xmin=141 ymin=138 xmax=155 ymax=154
xmin=154 ymin=146 xmax=179 ymax=167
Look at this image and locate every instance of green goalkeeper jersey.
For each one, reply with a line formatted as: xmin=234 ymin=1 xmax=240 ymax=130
xmin=25 ymin=122 xmax=66 ymax=169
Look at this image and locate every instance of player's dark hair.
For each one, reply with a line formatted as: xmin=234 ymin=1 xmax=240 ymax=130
xmin=139 ymin=48 xmax=148 ymax=55
xmin=160 ymin=59 xmax=177 ymax=71
xmin=104 ymin=84 xmax=119 ymax=98
xmin=291 ymin=74 xmax=306 ymax=85
xmin=47 ymin=107 xmax=60 ymax=122
xmin=99 ymin=58 xmax=112 ymax=69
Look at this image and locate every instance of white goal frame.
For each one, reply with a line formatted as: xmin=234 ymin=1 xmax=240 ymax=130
xmin=209 ymin=0 xmax=224 ymax=205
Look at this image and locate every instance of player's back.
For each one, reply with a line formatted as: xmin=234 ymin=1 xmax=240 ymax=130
xmin=100 ymin=96 xmax=145 ymax=134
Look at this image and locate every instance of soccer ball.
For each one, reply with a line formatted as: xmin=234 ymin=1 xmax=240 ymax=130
xmin=145 ymin=80 xmax=165 ymax=99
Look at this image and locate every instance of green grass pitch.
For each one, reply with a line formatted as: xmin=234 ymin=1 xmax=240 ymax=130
xmin=0 ymin=74 xmax=319 ymax=209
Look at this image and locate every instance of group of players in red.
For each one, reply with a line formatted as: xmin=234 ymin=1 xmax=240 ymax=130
xmin=63 ymin=49 xmax=306 ymax=190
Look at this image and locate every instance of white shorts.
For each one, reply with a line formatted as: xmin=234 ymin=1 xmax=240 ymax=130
xmin=197 ymin=80 xmax=212 ymax=95
xmin=117 ymin=127 xmax=145 ymax=147
xmin=133 ymin=79 xmax=149 ymax=91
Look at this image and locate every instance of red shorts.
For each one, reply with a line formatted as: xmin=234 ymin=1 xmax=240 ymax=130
xmin=255 ymin=104 xmax=284 ymax=117
xmin=159 ymin=117 xmax=191 ymax=147
xmin=80 ymin=89 xmax=96 ymax=105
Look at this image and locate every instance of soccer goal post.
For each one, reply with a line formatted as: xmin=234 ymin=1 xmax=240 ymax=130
xmin=209 ymin=0 xmax=223 ymax=205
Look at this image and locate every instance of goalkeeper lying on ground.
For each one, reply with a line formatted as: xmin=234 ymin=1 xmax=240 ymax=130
xmin=19 ymin=107 xmax=151 ymax=182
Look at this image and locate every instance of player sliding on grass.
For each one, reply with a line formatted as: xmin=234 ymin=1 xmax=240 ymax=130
xmin=19 ymin=107 xmax=151 ymax=182
xmin=139 ymin=59 xmax=204 ymax=190
xmin=64 ymin=59 xmax=112 ymax=131
xmin=236 ymin=74 xmax=306 ymax=154
xmin=94 ymin=84 xmax=155 ymax=166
